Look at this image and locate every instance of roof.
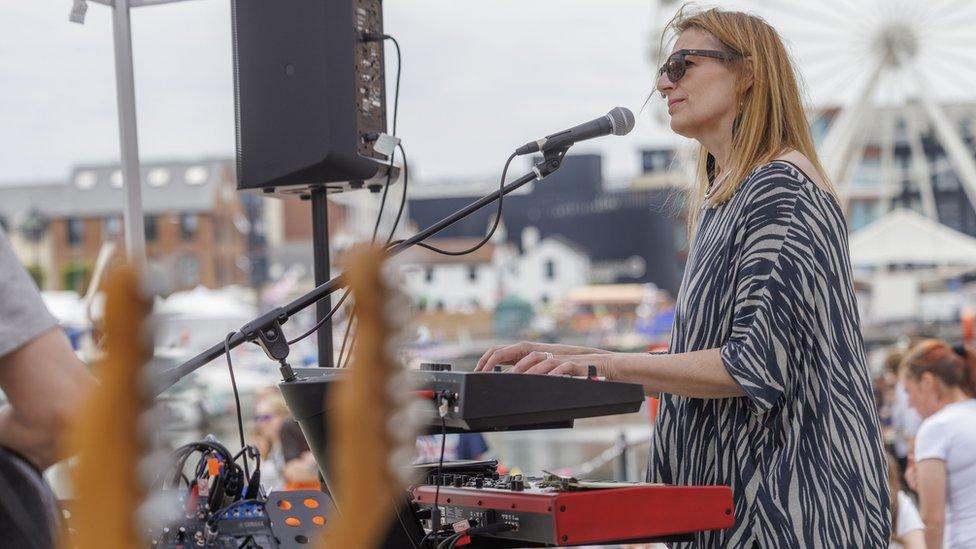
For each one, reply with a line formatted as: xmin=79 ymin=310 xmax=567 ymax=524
xmin=849 ymin=208 xmax=976 ymax=268
xmin=0 ymin=158 xmax=230 ymax=221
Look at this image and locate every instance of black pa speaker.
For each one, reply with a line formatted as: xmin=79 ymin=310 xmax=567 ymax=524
xmin=231 ymin=0 xmax=393 ymax=196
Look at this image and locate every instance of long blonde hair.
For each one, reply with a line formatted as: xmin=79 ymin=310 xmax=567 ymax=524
xmin=661 ymin=6 xmax=835 ymax=230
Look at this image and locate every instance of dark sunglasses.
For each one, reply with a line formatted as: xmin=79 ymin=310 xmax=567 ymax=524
xmin=658 ymin=49 xmax=739 ymax=83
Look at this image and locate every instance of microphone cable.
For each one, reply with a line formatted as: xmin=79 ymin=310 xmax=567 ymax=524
xmin=387 ymin=151 xmax=517 ymax=256
xmin=224 ymin=332 xmax=250 ymax=479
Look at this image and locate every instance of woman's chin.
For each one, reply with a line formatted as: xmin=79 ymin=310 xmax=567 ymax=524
xmin=669 ymin=117 xmax=695 ymax=139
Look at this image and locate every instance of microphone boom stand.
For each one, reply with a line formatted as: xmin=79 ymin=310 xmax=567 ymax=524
xmin=156 ymin=148 xmax=568 ymax=394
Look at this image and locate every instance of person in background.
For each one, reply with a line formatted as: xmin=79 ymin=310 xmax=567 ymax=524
xmin=250 ymin=386 xmax=319 ymax=491
xmin=0 ymin=227 xmax=97 ymax=547
xmin=250 ymin=388 xmax=290 ymax=491
xmin=415 ymin=433 xmax=489 ymax=464
xmin=886 ymin=347 xmax=923 ymax=481
xmin=900 ymin=339 xmax=976 ymax=548
xmin=277 ymin=401 xmax=319 ymax=491
xmin=886 ymin=451 xmax=925 ymax=549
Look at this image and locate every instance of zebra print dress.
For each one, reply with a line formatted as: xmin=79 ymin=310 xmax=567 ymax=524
xmin=647 ymin=161 xmax=891 ymax=547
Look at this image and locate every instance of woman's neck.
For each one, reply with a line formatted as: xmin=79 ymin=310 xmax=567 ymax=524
xmin=934 ymin=388 xmax=972 ymax=413
xmin=697 ymin=114 xmax=736 ymax=175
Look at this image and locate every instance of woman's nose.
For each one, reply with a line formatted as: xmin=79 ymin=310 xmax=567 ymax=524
xmin=656 ymin=71 xmax=674 ymax=96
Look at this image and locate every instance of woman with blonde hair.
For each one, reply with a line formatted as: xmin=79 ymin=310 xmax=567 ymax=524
xmin=477 ymin=5 xmax=890 ymax=546
xmin=900 ymin=339 xmax=976 ymax=548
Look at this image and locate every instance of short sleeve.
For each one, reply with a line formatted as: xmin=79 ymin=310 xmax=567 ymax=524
xmin=719 ymin=170 xmax=801 ymax=414
xmin=0 ymin=227 xmax=58 ymax=359
xmin=914 ymin=417 xmax=950 ymax=462
xmin=895 ymin=491 xmax=924 ymax=538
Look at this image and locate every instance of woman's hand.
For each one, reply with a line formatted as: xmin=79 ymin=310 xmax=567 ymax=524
xmin=475 ymin=341 xmax=610 ymax=372
xmin=508 ymin=352 xmax=617 ymax=380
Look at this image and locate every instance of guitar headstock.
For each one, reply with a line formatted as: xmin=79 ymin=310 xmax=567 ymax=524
xmin=64 ymin=264 xmax=153 ymax=548
xmin=322 ymin=245 xmax=420 ymax=548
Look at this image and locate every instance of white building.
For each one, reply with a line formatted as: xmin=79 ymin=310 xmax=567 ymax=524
xmin=394 ymin=228 xmax=590 ymax=313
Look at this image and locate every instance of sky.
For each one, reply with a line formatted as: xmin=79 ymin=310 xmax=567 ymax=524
xmin=2 ymin=0 xmax=974 ymax=188
xmin=0 ymin=0 xmax=677 ymax=187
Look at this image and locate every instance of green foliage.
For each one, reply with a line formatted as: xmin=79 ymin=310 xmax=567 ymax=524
xmin=26 ymin=264 xmax=44 ymax=289
xmin=61 ymin=261 xmax=91 ymax=293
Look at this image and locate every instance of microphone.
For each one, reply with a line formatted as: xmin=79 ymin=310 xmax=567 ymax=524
xmin=515 ymin=107 xmax=635 ymax=156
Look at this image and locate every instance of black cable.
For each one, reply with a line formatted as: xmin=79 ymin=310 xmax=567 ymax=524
xmin=419 ymin=529 xmax=450 ymax=549
xmin=369 ymin=34 xmax=402 ymax=244
xmin=438 ymin=533 xmax=463 ymax=549
xmin=386 ymin=152 xmax=518 ymax=256
xmin=337 ymin=306 xmax=357 ymax=369
xmin=224 ymin=332 xmax=250 ymax=479
xmin=385 ymin=141 xmax=409 ymax=245
xmin=430 ymin=414 xmax=448 ymax=548
xmin=232 ymin=445 xmax=261 ymax=483
xmin=286 ymin=287 xmax=351 ymax=346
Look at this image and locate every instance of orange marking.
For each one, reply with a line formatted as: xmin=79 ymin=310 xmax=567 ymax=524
xmin=312 ymin=515 xmax=326 ymax=526
xmin=303 ymin=498 xmax=319 ymax=509
xmin=285 ymin=517 xmax=301 ymax=527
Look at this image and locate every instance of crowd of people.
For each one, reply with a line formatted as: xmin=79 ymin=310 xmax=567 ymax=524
xmin=875 ymin=338 xmax=976 ymax=548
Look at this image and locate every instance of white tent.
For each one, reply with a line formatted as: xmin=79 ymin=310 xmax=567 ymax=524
xmin=849 ymin=208 xmax=976 ymax=269
xmin=155 ymin=286 xmax=257 ymax=352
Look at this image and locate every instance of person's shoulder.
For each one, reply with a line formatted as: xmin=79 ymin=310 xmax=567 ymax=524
xmin=743 ymin=161 xmax=808 ymax=192
xmin=916 ymin=406 xmax=956 ymax=439
xmin=732 ymin=161 xmax=807 ymax=216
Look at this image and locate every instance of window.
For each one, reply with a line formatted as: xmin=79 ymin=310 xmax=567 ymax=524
xmin=177 ymin=254 xmax=200 ymax=287
xmin=104 ymin=217 xmax=121 ymax=239
xmin=144 ymin=215 xmax=158 ymax=242
xmin=180 ymin=213 xmax=199 ymax=241
xmin=67 ymin=218 xmax=85 ymax=247
xmin=467 ymin=265 xmax=478 ymax=282
xmin=545 ymin=260 xmax=556 ymax=280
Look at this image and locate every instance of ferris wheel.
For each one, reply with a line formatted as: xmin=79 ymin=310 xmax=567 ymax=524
xmin=648 ymin=0 xmax=976 ymax=224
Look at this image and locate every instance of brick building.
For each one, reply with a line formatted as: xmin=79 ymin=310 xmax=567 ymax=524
xmin=0 ymin=159 xmax=265 ymax=293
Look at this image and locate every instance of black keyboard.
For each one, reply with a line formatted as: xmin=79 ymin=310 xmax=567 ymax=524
xmin=282 ymin=367 xmax=645 ymax=432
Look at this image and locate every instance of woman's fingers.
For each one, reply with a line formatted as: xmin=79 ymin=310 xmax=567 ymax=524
xmin=475 ymin=345 xmax=502 ymax=372
xmin=548 ymin=362 xmax=584 ymax=376
xmin=478 ymin=342 xmax=531 ymax=372
xmin=524 ymin=357 xmax=564 ymax=375
xmin=511 ymin=351 xmax=551 ymax=373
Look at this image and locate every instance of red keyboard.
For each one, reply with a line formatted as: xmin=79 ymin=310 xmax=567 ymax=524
xmin=412 ymin=482 xmax=734 ymax=546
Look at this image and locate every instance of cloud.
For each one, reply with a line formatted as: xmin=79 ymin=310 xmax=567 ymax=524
xmin=0 ymin=0 xmax=676 ymax=186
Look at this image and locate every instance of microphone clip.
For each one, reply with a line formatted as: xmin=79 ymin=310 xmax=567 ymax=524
xmin=531 ymin=147 xmax=568 ymax=180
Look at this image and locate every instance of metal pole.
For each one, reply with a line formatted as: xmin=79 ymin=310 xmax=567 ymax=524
xmin=311 ymin=189 xmax=334 ymax=368
xmin=111 ymin=0 xmax=147 ymax=264
xmin=613 ymin=431 xmax=629 ymax=481
xmin=820 ymin=56 xmax=885 ymax=186
xmin=905 ymin=102 xmax=939 ymax=220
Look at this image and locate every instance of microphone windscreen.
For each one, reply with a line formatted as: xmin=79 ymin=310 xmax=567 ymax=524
xmin=608 ymin=107 xmax=636 ymax=136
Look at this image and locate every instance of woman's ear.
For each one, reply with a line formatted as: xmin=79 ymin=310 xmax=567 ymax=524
xmin=739 ymin=56 xmax=754 ymax=97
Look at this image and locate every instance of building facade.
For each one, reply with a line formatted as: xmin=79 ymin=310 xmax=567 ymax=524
xmin=0 ymin=159 xmax=266 ymax=293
